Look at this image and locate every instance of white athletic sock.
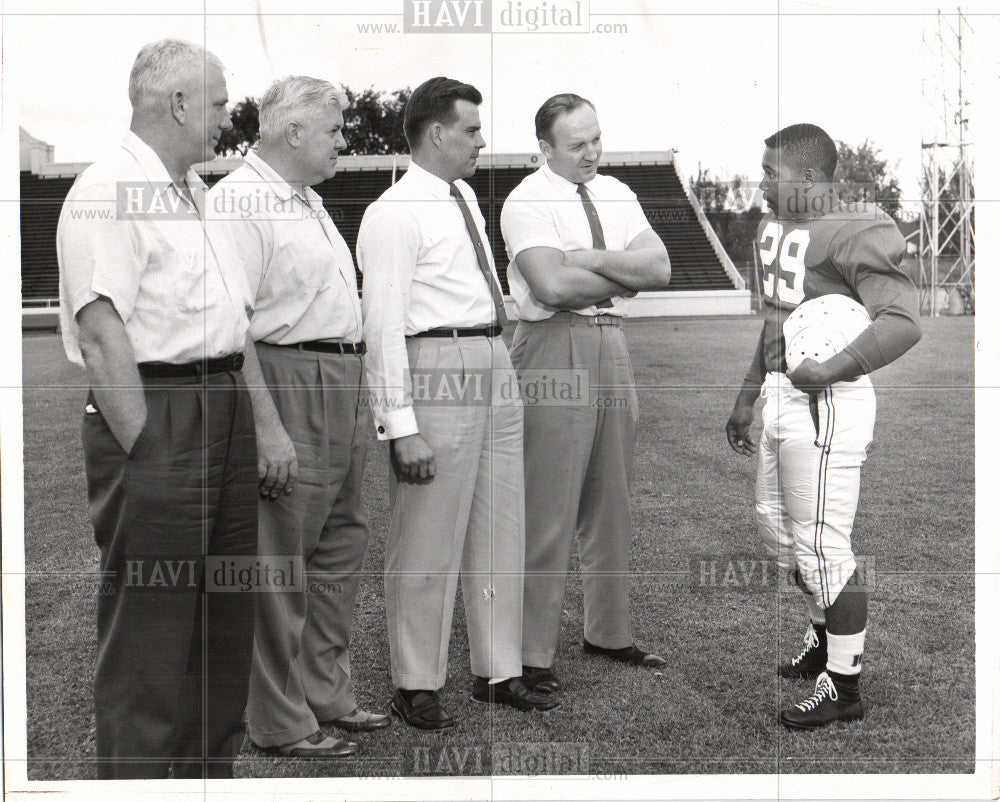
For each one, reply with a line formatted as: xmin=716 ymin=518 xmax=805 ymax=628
xmin=801 ymin=586 xmax=826 ymax=625
xmin=826 ymin=629 xmax=866 ymax=676
xmin=488 ymin=676 xmax=512 ymax=685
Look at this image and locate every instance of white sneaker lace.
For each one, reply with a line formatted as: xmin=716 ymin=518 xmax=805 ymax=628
xmin=794 ymin=672 xmax=838 ymax=712
xmin=790 ymin=625 xmax=821 ymax=666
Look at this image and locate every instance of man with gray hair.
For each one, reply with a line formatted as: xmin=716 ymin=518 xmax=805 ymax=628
xmin=57 ymin=39 xmax=256 ymax=778
xmin=209 ymin=75 xmax=390 ymax=759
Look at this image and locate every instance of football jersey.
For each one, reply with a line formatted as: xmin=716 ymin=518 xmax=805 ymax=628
xmin=755 ymin=203 xmax=915 ymax=374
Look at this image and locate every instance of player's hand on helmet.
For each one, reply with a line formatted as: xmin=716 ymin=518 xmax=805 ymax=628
xmin=788 ymin=358 xmax=830 ymax=396
xmin=726 ymin=399 xmax=758 ymax=456
xmin=391 ymin=433 xmax=436 ymax=483
xmin=257 ymin=421 xmax=298 ymax=500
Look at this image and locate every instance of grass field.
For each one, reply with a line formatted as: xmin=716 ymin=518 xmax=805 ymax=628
xmin=21 ymin=316 xmax=975 ymax=780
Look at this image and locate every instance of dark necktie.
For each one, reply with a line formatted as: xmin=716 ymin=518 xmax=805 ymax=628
xmin=449 ymin=182 xmax=504 ymax=323
xmin=577 ymin=182 xmax=613 ymax=308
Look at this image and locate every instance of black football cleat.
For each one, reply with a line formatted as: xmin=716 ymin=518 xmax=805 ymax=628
xmin=780 ymin=672 xmax=864 ymax=730
xmin=778 ymin=624 xmax=827 ymax=679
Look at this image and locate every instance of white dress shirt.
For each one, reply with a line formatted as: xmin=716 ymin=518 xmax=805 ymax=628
xmin=207 ymin=150 xmax=363 ymax=344
xmin=500 ymin=161 xmax=653 ymax=321
xmin=57 ymin=131 xmax=252 ymax=366
xmin=356 ymin=160 xmax=504 ymax=440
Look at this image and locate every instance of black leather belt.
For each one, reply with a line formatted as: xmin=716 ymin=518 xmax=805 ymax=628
xmin=410 ymin=324 xmax=502 ymax=338
xmin=284 ymin=340 xmax=366 ymax=355
xmin=137 ymin=352 xmax=244 ymax=379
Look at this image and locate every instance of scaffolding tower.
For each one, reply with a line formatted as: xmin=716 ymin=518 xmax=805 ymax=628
xmin=920 ymin=7 xmax=975 ymax=315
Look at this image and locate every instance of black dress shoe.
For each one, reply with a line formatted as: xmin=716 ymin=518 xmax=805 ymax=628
xmin=323 ymin=707 xmax=393 ymax=733
xmin=521 ymin=665 xmax=561 ymax=693
xmin=257 ymin=730 xmax=360 ymax=758
xmin=390 ymin=689 xmax=456 ymax=731
xmin=583 ymin=638 xmax=667 ymax=667
xmin=471 ymin=676 xmax=562 ymax=711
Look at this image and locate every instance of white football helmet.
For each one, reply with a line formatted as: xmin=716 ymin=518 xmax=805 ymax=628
xmin=783 ymin=294 xmax=872 ymax=372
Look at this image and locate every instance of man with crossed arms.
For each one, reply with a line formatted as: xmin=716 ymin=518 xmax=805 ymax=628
xmin=209 ymin=76 xmax=390 ymax=758
xmin=500 ymin=93 xmax=672 ymax=697
xmin=358 ymin=76 xmax=558 ymax=729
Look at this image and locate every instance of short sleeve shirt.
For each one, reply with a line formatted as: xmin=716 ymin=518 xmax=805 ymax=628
xmin=500 ymin=162 xmax=652 ymax=321
xmin=207 ymin=150 xmax=363 ymax=344
xmin=57 ymin=131 xmax=252 ymax=366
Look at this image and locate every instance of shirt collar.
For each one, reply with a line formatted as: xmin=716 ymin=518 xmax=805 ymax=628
xmin=540 ymin=161 xmax=587 ymax=195
xmin=242 ymin=149 xmax=316 ymax=204
xmin=403 ymin=159 xmax=455 ymax=200
xmin=121 ymin=130 xmax=206 ymax=195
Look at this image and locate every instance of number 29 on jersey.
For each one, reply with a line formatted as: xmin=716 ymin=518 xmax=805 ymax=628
xmin=758 ymin=221 xmax=809 ymax=305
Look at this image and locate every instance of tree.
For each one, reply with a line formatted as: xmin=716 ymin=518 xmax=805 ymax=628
xmin=690 ymin=169 xmax=762 ymax=281
xmin=340 ymin=86 xmax=411 ymax=155
xmin=213 ymin=86 xmax=413 ymax=158
xmin=691 ymin=138 xmax=906 ymax=278
xmin=690 ymin=168 xmax=757 ymax=214
xmin=215 ymin=97 xmax=259 ymax=156
xmin=834 ymin=140 xmax=902 ymax=220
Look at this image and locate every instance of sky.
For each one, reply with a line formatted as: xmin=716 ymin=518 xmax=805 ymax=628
xmin=8 ymin=0 xmax=993 ymax=208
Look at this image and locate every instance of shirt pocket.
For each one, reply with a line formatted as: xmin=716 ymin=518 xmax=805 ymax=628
xmin=274 ymin=239 xmax=334 ymax=296
xmin=420 ymin=206 xmax=461 ymax=252
xmin=174 ymin=251 xmax=209 ymax=313
xmin=136 ymin=222 xmax=207 ymax=315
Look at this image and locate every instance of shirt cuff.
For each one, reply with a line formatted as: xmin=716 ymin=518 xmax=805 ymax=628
xmin=374 ymin=406 xmax=419 ymax=441
xmin=88 ymin=281 xmax=136 ymax=323
xmin=69 ymin=287 xmax=101 ymax=319
xmin=509 ymin=237 xmax=564 ymax=260
xmin=625 ymin=225 xmax=654 ymax=248
xmin=842 ymin=343 xmax=875 ymax=376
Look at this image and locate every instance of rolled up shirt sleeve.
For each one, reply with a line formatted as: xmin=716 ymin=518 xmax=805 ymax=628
xmin=357 ymin=203 xmax=422 ymax=440
xmin=500 ymin=195 xmax=563 ymax=261
xmin=57 ymin=180 xmax=143 ymax=324
xmin=621 ymin=185 xmax=654 ymax=247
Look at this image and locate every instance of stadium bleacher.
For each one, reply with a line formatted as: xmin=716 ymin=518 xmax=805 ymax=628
xmin=20 ymin=172 xmax=75 ymax=304
xmin=21 ymin=152 xmax=746 ymax=314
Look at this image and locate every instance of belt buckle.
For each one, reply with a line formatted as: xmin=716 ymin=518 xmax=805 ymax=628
xmin=594 ymin=314 xmax=615 ymax=326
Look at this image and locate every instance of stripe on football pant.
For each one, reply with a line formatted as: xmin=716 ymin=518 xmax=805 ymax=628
xmin=812 ymin=387 xmax=835 ymax=608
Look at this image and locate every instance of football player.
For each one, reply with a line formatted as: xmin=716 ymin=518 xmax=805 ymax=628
xmin=725 ymin=123 xmax=921 ymax=729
